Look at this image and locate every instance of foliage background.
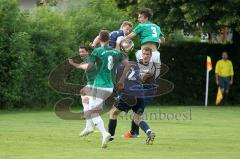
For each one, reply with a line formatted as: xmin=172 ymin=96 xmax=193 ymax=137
xmin=0 ymin=0 xmax=239 ymax=109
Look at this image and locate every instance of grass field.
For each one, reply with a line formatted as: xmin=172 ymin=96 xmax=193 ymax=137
xmin=0 ymin=106 xmax=240 ymax=159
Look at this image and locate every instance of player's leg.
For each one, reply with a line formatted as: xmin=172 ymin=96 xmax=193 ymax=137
xmin=218 ymin=76 xmax=225 ymax=105
xmin=123 ymin=88 xmax=156 ymax=138
xmin=109 ymin=95 xmax=131 ymax=141
xmin=79 ymin=95 xmax=94 ymax=137
xmin=132 ymin=98 xmax=155 ymax=145
xmin=108 ymin=106 xmax=121 ymax=141
xmin=89 ymin=87 xmax=113 ymax=148
xmin=223 ymin=77 xmax=231 ymax=105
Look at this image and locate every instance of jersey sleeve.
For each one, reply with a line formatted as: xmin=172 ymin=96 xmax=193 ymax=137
xmin=133 ymin=24 xmax=143 ymax=35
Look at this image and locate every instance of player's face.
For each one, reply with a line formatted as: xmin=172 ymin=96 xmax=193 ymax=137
xmin=142 ymin=50 xmax=152 ymax=63
xmin=122 ymin=25 xmax=132 ymax=35
xmin=79 ymin=48 xmax=89 ymax=59
xmin=138 ymin=14 xmax=148 ymax=23
xmin=222 ymin=52 xmax=228 ymax=60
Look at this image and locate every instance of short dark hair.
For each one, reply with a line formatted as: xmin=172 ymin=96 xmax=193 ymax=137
xmin=79 ymin=46 xmax=89 ymax=52
xmin=99 ymin=30 xmax=110 ymax=42
xmin=142 ymin=47 xmax=152 ymax=54
xmin=138 ymin=8 xmax=153 ymax=20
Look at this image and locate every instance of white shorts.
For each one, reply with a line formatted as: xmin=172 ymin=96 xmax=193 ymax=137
xmin=135 ymin=50 xmax=161 ymax=64
xmin=88 ymin=87 xmax=113 ymax=110
xmin=81 ymin=84 xmax=93 ymax=104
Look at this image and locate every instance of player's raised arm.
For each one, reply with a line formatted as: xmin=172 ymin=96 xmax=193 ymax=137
xmin=160 ymin=36 xmax=165 ymax=44
xmin=125 ymin=32 xmax=136 ymax=40
xmin=90 ymin=35 xmax=100 ymax=48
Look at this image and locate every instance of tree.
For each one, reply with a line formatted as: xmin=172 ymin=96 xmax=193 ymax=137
xmin=0 ymin=0 xmax=31 ymax=108
xmin=115 ymin=0 xmax=240 ymax=36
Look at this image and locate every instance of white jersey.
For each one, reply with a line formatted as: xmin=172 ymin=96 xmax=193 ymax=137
xmin=135 ymin=50 xmax=161 ymax=64
xmin=135 ymin=50 xmax=161 ymax=79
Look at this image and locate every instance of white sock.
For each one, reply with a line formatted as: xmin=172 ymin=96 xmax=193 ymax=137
xmin=83 ymin=103 xmax=93 ymax=130
xmin=92 ymin=116 xmax=107 ymax=137
xmin=85 ymin=119 xmax=93 ymax=130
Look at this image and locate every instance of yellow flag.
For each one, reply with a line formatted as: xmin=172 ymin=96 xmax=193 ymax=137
xmin=207 ymin=56 xmax=212 ymax=72
xmin=216 ymin=87 xmax=223 ymax=105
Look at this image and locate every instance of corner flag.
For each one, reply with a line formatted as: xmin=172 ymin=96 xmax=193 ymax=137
xmin=216 ymin=87 xmax=223 ymax=105
xmin=205 ymin=56 xmax=212 ymax=107
xmin=207 ymin=56 xmax=212 ymax=71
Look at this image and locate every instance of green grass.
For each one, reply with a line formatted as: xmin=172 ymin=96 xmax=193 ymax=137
xmin=0 ymin=106 xmax=240 ymax=159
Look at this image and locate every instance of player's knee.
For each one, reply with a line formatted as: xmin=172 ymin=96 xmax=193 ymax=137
xmin=133 ymin=114 xmax=142 ymax=125
xmin=110 ymin=106 xmax=120 ymax=119
xmin=225 ymin=89 xmax=229 ymax=94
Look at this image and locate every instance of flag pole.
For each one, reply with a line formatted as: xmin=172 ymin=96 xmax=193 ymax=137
xmin=205 ymin=68 xmax=209 ymax=107
xmin=205 ymin=56 xmax=212 ymax=107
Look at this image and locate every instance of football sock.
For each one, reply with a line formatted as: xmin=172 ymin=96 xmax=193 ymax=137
xmin=108 ymin=119 xmax=117 ymax=137
xmin=139 ymin=121 xmax=151 ymax=136
xmin=92 ymin=116 xmax=107 ymax=137
xmin=83 ymin=103 xmax=92 ymax=130
xmin=130 ymin=120 xmax=139 ymax=135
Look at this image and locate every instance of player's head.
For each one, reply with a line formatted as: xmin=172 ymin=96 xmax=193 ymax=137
xmin=120 ymin=21 xmax=133 ymax=35
xmin=99 ymin=30 xmax=110 ymax=43
xmin=142 ymin=47 xmax=152 ymax=64
xmin=79 ymin=46 xmax=89 ymax=59
xmin=138 ymin=8 xmax=153 ymax=23
xmin=222 ymin=51 xmax=228 ymax=60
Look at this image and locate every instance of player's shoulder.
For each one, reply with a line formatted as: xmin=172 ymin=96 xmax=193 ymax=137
xmin=217 ymin=59 xmax=223 ymax=64
xmin=92 ymin=46 xmax=102 ymax=54
xmin=134 ymin=23 xmax=145 ymax=29
xmin=227 ymin=59 xmax=232 ymax=64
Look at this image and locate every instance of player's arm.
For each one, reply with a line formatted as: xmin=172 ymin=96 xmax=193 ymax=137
xmin=68 ymin=59 xmax=93 ymax=70
xmin=125 ymin=32 xmax=136 ymax=40
xmin=230 ymin=61 xmax=234 ymax=84
xmin=160 ymin=37 xmax=165 ymax=44
xmin=115 ymin=36 xmax=124 ymax=50
xmin=140 ymin=73 xmax=154 ymax=82
xmin=90 ymin=35 xmax=100 ymax=48
xmin=215 ymin=61 xmax=220 ymax=85
xmin=117 ymin=59 xmax=130 ymax=90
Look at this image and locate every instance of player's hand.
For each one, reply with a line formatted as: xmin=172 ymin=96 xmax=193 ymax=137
xmin=230 ymin=80 xmax=233 ymax=85
xmin=68 ymin=59 xmax=74 ymax=65
xmin=89 ymin=42 xmax=96 ymax=48
xmin=141 ymin=73 xmax=153 ymax=82
xmin=116 ymin=81 xmax=124 ymax=91
xmin=216 ymin=80 xmax=219 ymax=86
xmin=80 ymin=88 xmax=86 ymax=96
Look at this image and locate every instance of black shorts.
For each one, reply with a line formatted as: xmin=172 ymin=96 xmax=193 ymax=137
xmin=114 ymin=95 xmax=145 ymax=116
xmin=219 ymin=76 xmax=231 ymax=90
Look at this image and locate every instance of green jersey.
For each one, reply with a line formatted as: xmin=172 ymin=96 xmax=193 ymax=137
xmin=133 ymin=21 xmax=164 ymax=45
xmin=92 ymin=45 xmax=127 ymax=88
xmin=83 ymin=56 xmax=97 ymax=85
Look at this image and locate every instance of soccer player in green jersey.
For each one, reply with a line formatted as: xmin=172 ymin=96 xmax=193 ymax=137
xmin=68 ymin=46 xmax=97 ymax=137
xmin=125 ymin=8 xmax=164 ymax=69
xmin=70 ymin=31 xmax=130 ymax=148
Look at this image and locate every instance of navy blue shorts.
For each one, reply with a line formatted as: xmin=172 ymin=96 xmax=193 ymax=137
xmin=219 ymin=76 xmax=231 ymax=90
xmin=114 ymin=95 xmax=145 ymax=116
